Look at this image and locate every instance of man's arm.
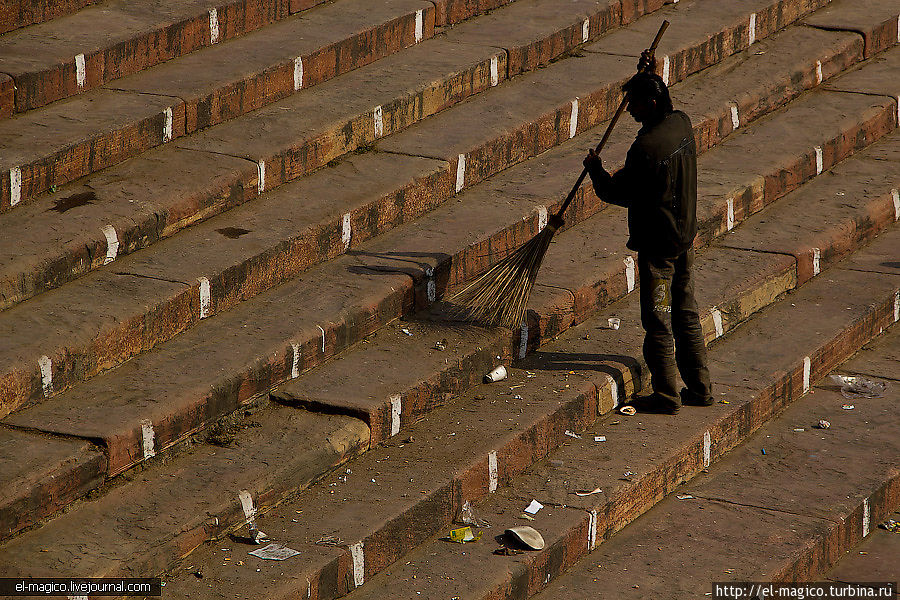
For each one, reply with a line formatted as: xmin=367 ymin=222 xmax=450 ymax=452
xmin=584 ymin=145 xmax=649 ymax=207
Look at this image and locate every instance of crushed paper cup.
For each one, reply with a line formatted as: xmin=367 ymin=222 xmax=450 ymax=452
xmin=606 ymin=317 xmax=621 ymax=330
xmin=484 ymin=365 xmax=508 ymax=383
xmin=815 ymin=419 xmax=831 ymax=429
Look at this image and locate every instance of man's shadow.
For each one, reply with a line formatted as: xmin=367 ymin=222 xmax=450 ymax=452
xmin=522 ymin=349 xmax=645 ymax=393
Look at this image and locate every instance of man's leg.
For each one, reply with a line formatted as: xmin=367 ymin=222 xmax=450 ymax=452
xmin=671 ymin=249 xmax=713 ymax=404
xmin=637 ymin=252 xmax=680 ymax=408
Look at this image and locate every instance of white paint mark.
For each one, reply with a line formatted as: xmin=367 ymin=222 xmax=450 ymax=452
xmin=537 ymin=205 xmax=548 ymax=231
xmin=711 ymin=308 xmax=724 ymax=338
xmin=607 ymin=374 xmax=619 ymax=407
xmin=342 ymin=212 xmax=352 ymax=251
xmin=101 ymin=224 xmax=119 ymax=265
xmin=748 ymin=13 xmax=756 ymax=46
xmin=390 ymin=395 xmax=401 ymax=437
xmin=815 ymin=60 xmax=823 ymax=85
xmin=350 ymin=542 xmax=365 ymax=587
xmin=209 ymin=8 xmax=220 ymax=44
xmin=75 ymin=53 xmax=86 ymax=89
xmin=729 ymin=103 xmax=739 ymax=131
xmin=427 ymin=278 xmax=436 ymax=303
xmin=488 ymin=450 xmax=498 ymax=492
xmin=238 ymin=490 xmax=256 ymax=521
xmin=317 ymin=325 xmax=326 ymax=353
xmin=812 ymin=247 xmax=821 ymax=276
xmin=257 ymin=160 xmax=266 ymax=194
xmin=490 ymin=56 xmax=499 ymax=87
xmin=307 ymin=579 xmax=312 ymax=599
xmin=38 ymin=355 xmax=53 ymax=397
xmin=624 ymin=256 xmax=636 ymax=292
xmin=662 ymin=55 xmax=670 ymax=85
xmin=140 ymin=419 xmax=156 ymax=460
xmin=894 ymin=290 xmax=899 ymax=322
xmin=588 ymin=509 xmax=597 ymax=550
xmin=569 ymin=98 xmax=579 ymax=139
xmin=703 ymin=430 xmax=711 ymax=469
xmin=726 ymin=197 xmax=735 ymax=231
xmin=897 ymin=15 xmax=900 ymax=44
xmin=582 ymin=18 xmax=590 ymax=43
xmin=291 ymin=342 xmax=301 ymax=379
xmin=802 ymin=356 xmax=811 ymax=393
xmin=862 ymin=498 xmax=870 ymax=537
xmin=9 ymin=167 xmax=21 ymax=207
xmin=198 ymin=277 xmax=211 ymax=319
xmin=896 ymin=96 xmax=900 ymax=127
xmin=293 ymin=56 xmax=303 ymax=91
xmin=455 ymin=154 xmax=466 ymax=192
xmin=373 ymin=105 xmax=384 ymax=138
xmin=415 ymin=9 xmax=424 ymax=43
xmin=519 ymin=322 xmax=529 ymax=359
xmin=815 ymin=146 xmax=823 ymax=175
xmin=163 ymin=107 xmax=173 ymax=143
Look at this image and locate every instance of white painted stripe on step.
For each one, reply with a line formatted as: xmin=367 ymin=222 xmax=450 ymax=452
xmin=812 ymin=247 xmax=821 ymax=276
xmin=624 ymin=256 xmax=636 ymax=292
xmin=729 ymin=103 xmax=739 ymax=131
xmin=569 ymin=98 xmax=579 ymax=139
xmin=582 ymin=18 xmax=590 ymax=43
xmin=802 ymin=356 xmax=811 ymax=393
xmin=726 ymin=197 xmax=735 ymax=231
xmin=815 ymin=60 xmax=823 ymax=85
xmin=307 ymin=579 xmax=312 ymax=599
xmin=342 ymin=212 xmax=352 ymax=251
xmin=238 ymin=490 xmax=256 ymax=521
xmin=815 ymin=146 xmax=823 ymax=175
xmin=427 ymin=278 xmax=436 ymax=302
xmin=350 ymin=541 xmax=365 ymax=587
xmin=703 ymin=430 xmax=711 ymax=469
xmin=897 ymin=15 xmax=900 ymax=43
xmin=519 ymin=322 xmax=528 ymax=359
xmin=69 ymin=596 xmax=88 ymax=600
xmin=374 ymin=105 xmax=384 ymax=138
xmin=163 ymin=107 xmax=173 ymax=142
xmin=317 ymin=325 xmax=326 ymax=353
xmin=257 ymin=160 xmax=266 ymax=194
xmin=291 ymin=342 xmax=301 ymax=379
xmin=455 ymin=154 xmax=466 ymax=192
xmin=415 ymin=9 xmax=424 ymax=43
xmin=607 ymin=374 xmax=619 ymax=408
xmin=662 ymin=55 xmax=670 ymax=85
xmin=198 ymin=277 xmax=211 ymax=319
xmin=38 ymin=355 xmax=53 ymax=397
xmin=588 ymin=509 xmax=597 ymax=550
xmin=537 ymin=205 xmax=548 ymax=231
xmin=711 ymin=308 xmax=724 ymax=339
xmin=863 ymin=497 xmax=870 ymax=537
xmin=488 ymin=450 xmax=498 ymax=492
xmin=75 ymin=53 xmax=86 ymax=89
xmin=9 ymin=167 xmax=21 ymax=207
xmin=748 ymin=13 xmax=756 ymax=46
xmin=101 ymin=224 xmax=119 ymax=265
xmin=894 ymin=290 xmax=899 ymax=322
xmin=896 ymin=96 xmax=900 ymax=126
xmin=209 ymin=8 xmax=220 ymax=44
xmin=490 ymin=56 xmax=499 ymax=87
xmin=293 ymin=56 xmax=304 ymax=91
xmin=140 ymin=419 xmax=156 ymax=459
xmin=390 ymin=395 xmax=402 ymax=436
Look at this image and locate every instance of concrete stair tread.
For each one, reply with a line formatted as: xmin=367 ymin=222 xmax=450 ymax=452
xmin=827 ymin=516 xmax=900 ymax=586
xmin=826 ymin=43 xmax=900 ymax=97
xmin=0 ymin=407 xmax=368 ymax=578
xmin=805 ymin=0 xmax=900 ymax=57
xmin=0 ymin=0 xmax=98 ymax=35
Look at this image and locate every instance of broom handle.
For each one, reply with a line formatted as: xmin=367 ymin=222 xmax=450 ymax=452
xmin=553 ymin=19 xmax=669 ymax=221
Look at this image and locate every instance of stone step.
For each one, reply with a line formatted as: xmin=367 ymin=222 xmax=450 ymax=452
xmin=527 ymin=325 xmax=900 ymax=599
xmin=0 ymin=0 xmax=436 ymax=211
xmin=0 ymin=0 xmax=97 ymax=35
xmin=804 ymin=0 xmax=900 ymax=58
xmin=327 ymin=236 xmax=899 ymax=600
xmin=0 ymin=28 xmax=894 ymax=543
xmin=0 ymin=9 xmax=877 ymax=421
xmin=825 ymin=511 xmax=900 ymax=593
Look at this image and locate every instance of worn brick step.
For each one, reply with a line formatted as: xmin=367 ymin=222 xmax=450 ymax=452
xmin=0 ymin=0 xmax=436 ymax=211
xmin=0 ymin=406 xmax=370 ymax=575
xmin=805 ymin=0 xmax=900 ymax=58
xmin=0 ymin=0 xmax=347 ymax=116
xmin=159 ymin=223 xmax=900 ymax=599
xmin=529 ymin=331 xmax=900 ymax=598
xmin=0 ymin=1 xmax=843 ymax=417
xmin=330 ymin=246 xmax=900 ymax=600
xmin=0 ymin=0 xmax=97 ymax=35
xmin=825 ymin=509 xmax=900 ymax=588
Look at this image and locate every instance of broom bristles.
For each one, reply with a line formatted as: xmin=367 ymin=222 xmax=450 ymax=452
xmin=450 ymin=226 xmax=557 ymax=329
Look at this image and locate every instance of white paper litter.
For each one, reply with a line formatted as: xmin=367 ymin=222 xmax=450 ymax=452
xmin=249 ymin=544 xmax=300 ymax=560
xmin=524 ymin=499 xmax=544 ymax=515
xmin=594 ymin=436 xmax=606 ymax=442
xmin=564 ymin=430 xmax=581 ymax=439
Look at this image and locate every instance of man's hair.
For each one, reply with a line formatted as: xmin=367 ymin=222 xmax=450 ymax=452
xmin=623 ymin=72 xmax=674 ymax=114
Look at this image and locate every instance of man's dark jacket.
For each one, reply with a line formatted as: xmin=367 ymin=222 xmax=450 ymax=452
xmin=587 ymin=110 xmax=697 ymax=258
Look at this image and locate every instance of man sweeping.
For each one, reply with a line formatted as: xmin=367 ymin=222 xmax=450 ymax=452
xmin=583 ymin=51 xmax=713 ymax=414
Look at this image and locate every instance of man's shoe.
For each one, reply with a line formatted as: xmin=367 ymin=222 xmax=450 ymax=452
xmin=627 ymin=393 xmax=680 ymax=415
xmin=680 ymin=388 xmax=714 ymax=406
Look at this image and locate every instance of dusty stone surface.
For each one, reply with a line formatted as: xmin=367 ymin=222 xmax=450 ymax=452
xmin=805 ymin=0 xmax=900 ymax=57
xmin=826 ymin=511 xmax=900 ymax=587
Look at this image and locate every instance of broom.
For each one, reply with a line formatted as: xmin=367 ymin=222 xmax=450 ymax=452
xmin=450 ymin=20 xmax=670 ymax=329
